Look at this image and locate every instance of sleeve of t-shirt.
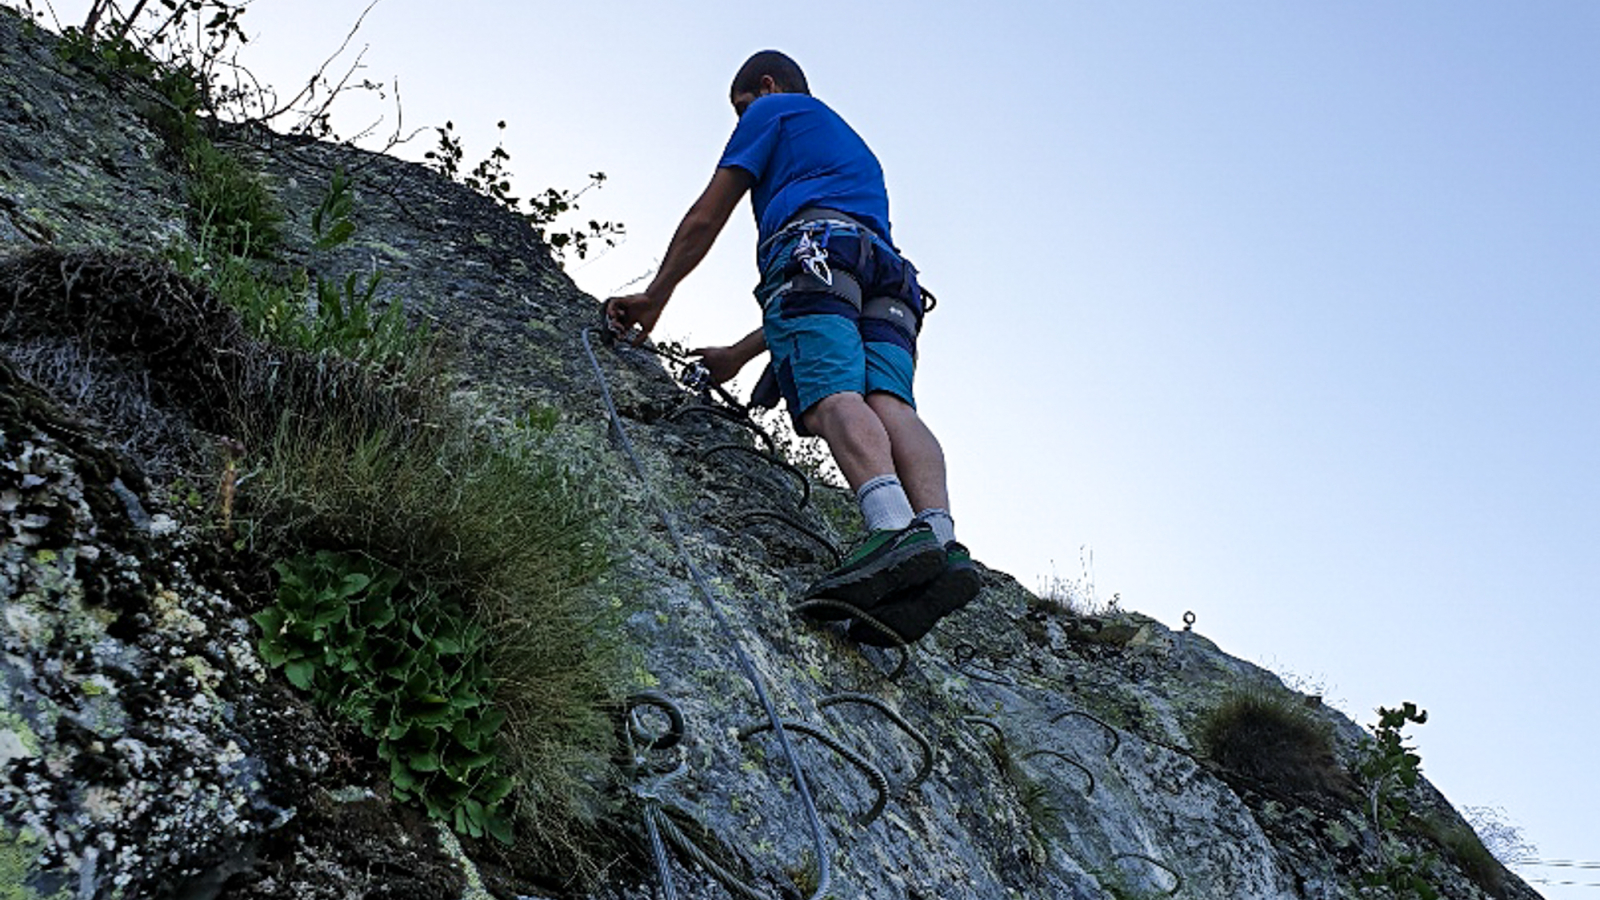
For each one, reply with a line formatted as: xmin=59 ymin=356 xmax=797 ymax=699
xmin=717 ymin=100 xmax=782 ymax=182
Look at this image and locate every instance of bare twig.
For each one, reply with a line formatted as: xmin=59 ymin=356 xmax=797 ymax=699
xmin=253 ymin=0 xmax=381 ymax=125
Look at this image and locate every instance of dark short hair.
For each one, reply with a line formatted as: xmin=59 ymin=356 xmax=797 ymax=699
xmin=731 ymin=50 xmax=810 ymax=96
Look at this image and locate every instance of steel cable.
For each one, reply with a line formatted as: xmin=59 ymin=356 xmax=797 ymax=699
xmin=582 ymin=327 xmax=832 ymax=900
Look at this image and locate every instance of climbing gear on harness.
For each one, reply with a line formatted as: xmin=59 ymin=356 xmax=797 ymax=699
xmin=801 ymin=520 xmax=943 ymax=611
xmin=761 ymin=209 xmax=924 ymax=340
xmin=749 ymin=360 xmax=782 ymax=410
xmin=848 ymin=541 xmax=982 ymax=647
xmin=794 ymin=226 xmax=834 ymax=286
xmin=682 ymin=361 xmax=714 ymax=393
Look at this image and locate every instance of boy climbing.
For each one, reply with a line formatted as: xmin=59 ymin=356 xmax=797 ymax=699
xmin=604 ymin=50 xmax=979 ymax=645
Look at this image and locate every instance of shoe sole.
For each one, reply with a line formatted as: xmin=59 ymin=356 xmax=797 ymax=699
xmin=850 ymin=564 xmax=983 ymax=647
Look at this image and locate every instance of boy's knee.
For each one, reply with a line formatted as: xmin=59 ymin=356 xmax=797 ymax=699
xmin=802 ymin=390 xmax=866 ymax=435
xmin=865 ymin=390 xmax=916 ymax=420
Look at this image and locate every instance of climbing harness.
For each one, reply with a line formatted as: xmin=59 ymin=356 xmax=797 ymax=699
xmin=757 ymin=210 xmax=927 ymax=349
xmin=582 ymin=327 xmax=833 ymax=900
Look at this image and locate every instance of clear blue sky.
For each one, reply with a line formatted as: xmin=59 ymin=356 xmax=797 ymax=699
xmin=34 ymin=1 xmax=1599 ymax=893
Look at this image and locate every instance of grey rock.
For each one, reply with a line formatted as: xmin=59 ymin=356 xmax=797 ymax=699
xmin=0 ymin=6 xmax=1540 ymax=900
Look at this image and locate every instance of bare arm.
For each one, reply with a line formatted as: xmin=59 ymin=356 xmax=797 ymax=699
xmin=691 ymin=327 xmax=767 ymax=385
xmin=605 ymin=166 xmax=752 ymax=343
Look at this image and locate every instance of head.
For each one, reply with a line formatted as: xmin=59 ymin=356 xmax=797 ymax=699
xmin=730 ymin=50 xmax=809 ymax=117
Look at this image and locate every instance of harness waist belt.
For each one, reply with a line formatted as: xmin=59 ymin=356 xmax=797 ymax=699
xmin=758 ymin=208 xmax=876 ymax=258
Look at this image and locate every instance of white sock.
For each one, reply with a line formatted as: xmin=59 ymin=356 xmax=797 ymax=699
xmin=916 ymin=507 xmax=956 ymax=546
xmin=857 ymin=474 xmax=915 ymax=532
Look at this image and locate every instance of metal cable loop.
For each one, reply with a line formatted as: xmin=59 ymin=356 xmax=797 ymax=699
xmin=581 ymin=327 xmax=832 ymax=900
xmin=622 ymin=705 xmax=687 ymax=900
xmin=650 ymin=805 xmax=772 ymax=900
xmin=1048 ymin=709 xmax=1122 ymax=759
xmin=700 ymin=443 xmax=811 ymax=510
xmin=788 ymin=600 xmax=911 ymax=680
xmin=1111 ymin=853 xmax=1184 ymax=897
xmin=1021 ymin=749 xmax=1096 ymax=796
xmin=627 ymin=691 xmax=687 ymax=752
xmin=734 ymin=509 xmax=841 ymax=564
xmin=738 ymin=719 xmax=891 ymax=827
xmin=962 ymin=716 xmax=1009 ymax=747
xmin=818 ymin=693 xmax=935 ymax=789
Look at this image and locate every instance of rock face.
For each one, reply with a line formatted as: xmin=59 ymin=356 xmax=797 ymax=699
xmin=0 ymin=8 xmax=1540 ymax=900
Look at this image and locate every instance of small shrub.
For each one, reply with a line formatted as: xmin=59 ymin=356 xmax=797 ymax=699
xmin=175 ymin=167 xmax=428 ymax=368
xmin=1357 ymin=702 xmax=1439 ymax=900
xmin=1198 ymin=690 xmax=1339 ymax=796
xmin=242 ymin=403 xmax=624 ymax=857
xmin=1034 ymin=547 xmax=1122 ymax=619
xmin=423 ymin=120 xmax=624 ymax=263
xmin=1419 ymin=813 xmax=1506 ymax=896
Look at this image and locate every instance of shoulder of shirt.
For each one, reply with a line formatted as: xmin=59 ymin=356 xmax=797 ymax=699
xmin=747 ymin=93 xmax=830 ymax=117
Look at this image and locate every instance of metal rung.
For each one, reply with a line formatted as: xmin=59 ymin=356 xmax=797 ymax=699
xmin=700 ymin=443 xmax=810 ymax=510
xmin=738 ymin=719 xmax=891 ymax=827
xmin=735 ymin=509 xmax=841 ymax=564
xmin=819 ymin=693 xmax=935 ymax=789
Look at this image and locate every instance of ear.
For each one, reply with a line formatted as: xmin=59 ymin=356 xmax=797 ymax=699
xmin=759 ymin=74 xmax=779 ymax=95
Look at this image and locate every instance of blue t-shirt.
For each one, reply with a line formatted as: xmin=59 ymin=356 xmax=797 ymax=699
xmin=718 ymin=94 xmax=893 ymax=254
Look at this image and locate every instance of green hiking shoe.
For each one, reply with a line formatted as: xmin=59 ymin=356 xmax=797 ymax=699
xmin=849 ymin=542 xmax=983 ymax=646
xmin=800 ymin=520 xmax=944 ymax=614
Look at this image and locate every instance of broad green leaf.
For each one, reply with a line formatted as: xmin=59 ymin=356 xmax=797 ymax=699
xmin=284 ymin=659 xmax=315 ymax=690
xmin=486 ymin=810 xmax=514 ymax=845
xmin=389 ymin=755 xmax=418 ymax=790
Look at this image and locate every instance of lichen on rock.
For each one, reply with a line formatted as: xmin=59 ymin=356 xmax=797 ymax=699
xmin=0 ymin=4 xmax=1539 ymax=897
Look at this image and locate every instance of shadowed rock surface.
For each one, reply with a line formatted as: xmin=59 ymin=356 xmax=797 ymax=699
xmin=1 ymin=8 xmax=1540 ymax=899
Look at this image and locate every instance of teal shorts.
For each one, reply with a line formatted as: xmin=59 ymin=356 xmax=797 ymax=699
xmin=756 ymin=242 xmax=918 ymax=436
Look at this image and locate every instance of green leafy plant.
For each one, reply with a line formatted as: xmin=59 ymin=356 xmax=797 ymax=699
xmin=22 ymin=0 xmax=627 ymax=873
xmin=424 ymin=120 xmax=625 ymax=262
xmin=242 ymin=402 xmax=623 ymax=865
xmin=186 ymin=135 xmax=283 ymax=257
xmin=176 ymin=166 xmax=427 ymax=366
xmin=254 ymin=550 xmax=516 ymax=843
xmin=1356 ymin=702 xmax=1438 ymax=899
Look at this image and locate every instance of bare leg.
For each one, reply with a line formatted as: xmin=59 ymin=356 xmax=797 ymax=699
xmin=802 ymin=391 xmax=895 ymax=491
xmin=865 ymin=392 xmax=949 ymax=513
